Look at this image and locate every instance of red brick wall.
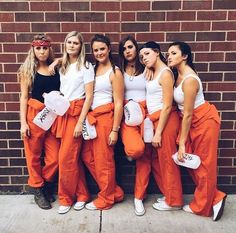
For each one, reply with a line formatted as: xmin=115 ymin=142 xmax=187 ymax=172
xmin=0 ymin=0 xmax=236 ymax=194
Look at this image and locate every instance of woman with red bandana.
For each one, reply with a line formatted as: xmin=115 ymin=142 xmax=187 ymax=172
xmin=19 ymin=34 xmax=60 ymax=210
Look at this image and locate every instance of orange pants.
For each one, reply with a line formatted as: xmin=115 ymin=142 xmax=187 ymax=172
xmin=135 ymin=110 xmax=183 ymax=207
xmin=121 ymin=100 xmax=146 ymax=159
xmin=53 ymin=99 xmax=90 ymax=206
xmin=184 ymin=102 xmax=226 ymax=216
xmin=24 ymin=98 xmax=60 ymax=188
xmin=81 ymin=104 xmax=124 ymax=210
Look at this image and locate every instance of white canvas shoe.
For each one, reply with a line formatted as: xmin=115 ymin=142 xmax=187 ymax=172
xmin=74 ymin=201 xmax=86 ymax=211
xmin=213 ymin=196 xmax=227 ymax=221
xmin=153 ymin=201 xmax=181 ymax=211
xmin=58 ymin=205 xmax=71 ymax=214
xmin=157 ymin=196 xmax=165 ymax=202
xmin=85 ymin=202 xmax=98 ymax=210
xmin=182 ymin=205 xmax=193 ymax=213
xmin=134 ymin=198 xmax=145 ymax=216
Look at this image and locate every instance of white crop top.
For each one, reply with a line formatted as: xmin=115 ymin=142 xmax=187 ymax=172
xmin=91 ymin=67 xmax=116 ymax=110
xmin=60 ymin=61 xmax=94 ymax=101
xmin=124 ymin=72 xmax=146 ymax=102
xmin=174 ymin=74 xmax=205 ymax=112
xmin=146 ymin=67 xmax=172 ymax=114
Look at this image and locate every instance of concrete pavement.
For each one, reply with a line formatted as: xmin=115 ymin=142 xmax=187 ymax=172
xmin=0 ymin=194 xmax=235 ymax=233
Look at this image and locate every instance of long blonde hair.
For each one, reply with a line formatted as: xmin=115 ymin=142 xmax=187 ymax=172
xmin=17 ymin=34 xmax=54 ymax=89
xmin=60 ymin=31 xmax=86 ymax=75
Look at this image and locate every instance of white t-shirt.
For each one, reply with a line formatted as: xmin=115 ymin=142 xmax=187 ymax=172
xmin=146 ymin=67 xmax=172 ymax=114
xmin=124 ymin=72 xmax=146 ymax=102
xmin=174 ymin=74 xmax=205 ymax=112
xmin=91 ymin=67 xmax=116 ymax=110
xmin=60 ymin=61 xmax=94 ymax=101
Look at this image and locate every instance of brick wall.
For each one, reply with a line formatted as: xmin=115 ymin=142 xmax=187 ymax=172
xmin=0 ymin=0 xmax=235 ymax=194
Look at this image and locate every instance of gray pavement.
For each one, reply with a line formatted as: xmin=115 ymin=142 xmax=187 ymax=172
xmin=0 ymin=194 xmax=235 ymax=233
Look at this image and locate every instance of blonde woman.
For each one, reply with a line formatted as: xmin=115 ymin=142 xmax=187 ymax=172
xmin=19 ymin=34 xmax=60 ymax=209
xmin=53 ymin=31 xmax=94 ymax=214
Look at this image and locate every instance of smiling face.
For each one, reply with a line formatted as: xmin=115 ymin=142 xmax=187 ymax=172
xmin=123 ymin=40 xmax=137 ymax=62
xmin=139 ymin=48 xmax=157 ymax=68
xmin=92 ymin=41 xmax=110 ymax=64
xmin=65 ymin=36 xmax=81 ymax=57
xmin=167 ymin=45 xmax=187 ymax=68
xmin=33 ymin=46 xmax=50 ymax=63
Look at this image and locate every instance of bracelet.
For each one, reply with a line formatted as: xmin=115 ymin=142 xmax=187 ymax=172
xmin=112 ymin=129 xmax=119 ymax=133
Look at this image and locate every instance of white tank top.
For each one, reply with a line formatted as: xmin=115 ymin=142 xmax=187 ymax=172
xmin=124 ymin=72 xmax=146 ymax=102
xmin=174 ymin=74 xmax=205 ymax=112
xmin=91 ymin=67 xmax=114 ymax=110
xmin=146 ymin=67 xmax=172 ymax=114
xmin=60 ymin=61 xmax=94 ymax=101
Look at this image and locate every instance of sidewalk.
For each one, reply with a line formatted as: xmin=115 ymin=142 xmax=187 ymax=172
xmin=0 ymin=194 xmax=235 ymax=233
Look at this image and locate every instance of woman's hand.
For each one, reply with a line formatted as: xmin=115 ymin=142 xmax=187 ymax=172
xmin=177 ymin=144 xmax=185 ymax=162
xmin=73 ymin=121 xmax=83 ymax=138
xmin=21 ymin=123 xmax=30 ymax=138
xmin=152 ymin=132 xmax=162 ymax=148
xmin=108 ymin=131 xmax=118 ymax=146
xmin=144 ymin=67 xmax=154 ymax=81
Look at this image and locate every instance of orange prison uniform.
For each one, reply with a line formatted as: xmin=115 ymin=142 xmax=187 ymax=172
xmin=135 ymin=108 xmax=183 ymax=207
xmin=183 ymin=102 xmax=226 ymax=216
xmin=81 ymin=103 xmax=124 ymax=210
xmin=53 ymin=99 xmax=90 ymax=206
xmin=24 ymin=98 xmax=60 ymax=188
xmin=120 ymin=100 xmax=147 ymax=159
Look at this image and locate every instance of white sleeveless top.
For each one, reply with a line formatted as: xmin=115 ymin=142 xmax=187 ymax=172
xmin=174 ymin=74 xmax=205 ymax=112
xmin=146 ymin=67 xmax=172 ymax=114
xmin=124 ymin=72 xmax=146 ymax=102
xmin=60 ymin=61 xmax=94 ymax=101
xmin=91 ymin=67 xmax=115 ymax=110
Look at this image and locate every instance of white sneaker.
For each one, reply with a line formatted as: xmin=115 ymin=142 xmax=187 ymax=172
xmin=157 ymin=196 xmax=165 ymax=202
xmin=74 ymin=201 xmax=86 ymax=211
xmin=85 ymin=202 xmax=98 ymax=210
xmin=58 ymin=205 xmax=71 ymax=214
xmin=182 ymin=205 xmax=193 ymax=213
xmin=153 ymin=201 xmax=181 ymax=211
xmin=213 ymin=196 xmax=227 ymax=221
xmin=134 ymin=198 xmax=145 ymax=216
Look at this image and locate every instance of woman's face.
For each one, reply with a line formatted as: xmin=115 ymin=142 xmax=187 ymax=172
xmin=92 ymin=41 xmax=110 ymax=64
xmin=34 ymin=46 xmax=50 ymax=62
xmin=123 ymin=40 xmax=137 ymax=62
xmin=65 ymin=36 xmax=81 ymax=57
xmin=139 ymin=48 xmax=157 ymax=68
xmin=167 ymin=45 xmax=186 ymax=68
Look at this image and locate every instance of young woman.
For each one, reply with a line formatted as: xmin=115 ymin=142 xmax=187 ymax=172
xmin=54 ymin=31 xmax=94 ymax=214
xmin=139 ymin=41 xmax=183 ymax=212
xmin=167 ymin=41 xmax=227 ymax=221
xmin=19 ymin=34 xmax=60 ymax=210
xmin=118 ymin=35 xmax=152 ymax=216
xmin=81 ymin=34 xmax=124 ymax=210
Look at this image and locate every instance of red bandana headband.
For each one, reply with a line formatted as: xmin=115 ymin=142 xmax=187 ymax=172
xmin=31 ymin=40 xmax=51 ymax=47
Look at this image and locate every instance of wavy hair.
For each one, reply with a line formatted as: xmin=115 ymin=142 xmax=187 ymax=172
xmin=17 ymin=34 xmax=54 ymax=89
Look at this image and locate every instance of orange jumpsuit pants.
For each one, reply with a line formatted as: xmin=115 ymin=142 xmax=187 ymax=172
xmin=135 ymin=109 xmax=183 ymax=207
xmin=81 ymin=103 xmax=124 ymax=210
xmin=183 ymin=102 xmax=226 ymax=217
xmin=52 ymin=99 xmax=90 ymax=206
xmin=120 ymin=101 xmax=146 ymax=159
xmin=24 ymin=98 xmax=60 ymax=188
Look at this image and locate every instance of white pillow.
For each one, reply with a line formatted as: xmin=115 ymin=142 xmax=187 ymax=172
xmin=124 ymin=100 xmax=143 ymax=126
xmin=172 ymin=152 xmax=201 ymax=169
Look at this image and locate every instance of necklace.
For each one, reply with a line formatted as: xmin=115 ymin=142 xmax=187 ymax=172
xmin=127 ymin=64 xmax=135 ymax=81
